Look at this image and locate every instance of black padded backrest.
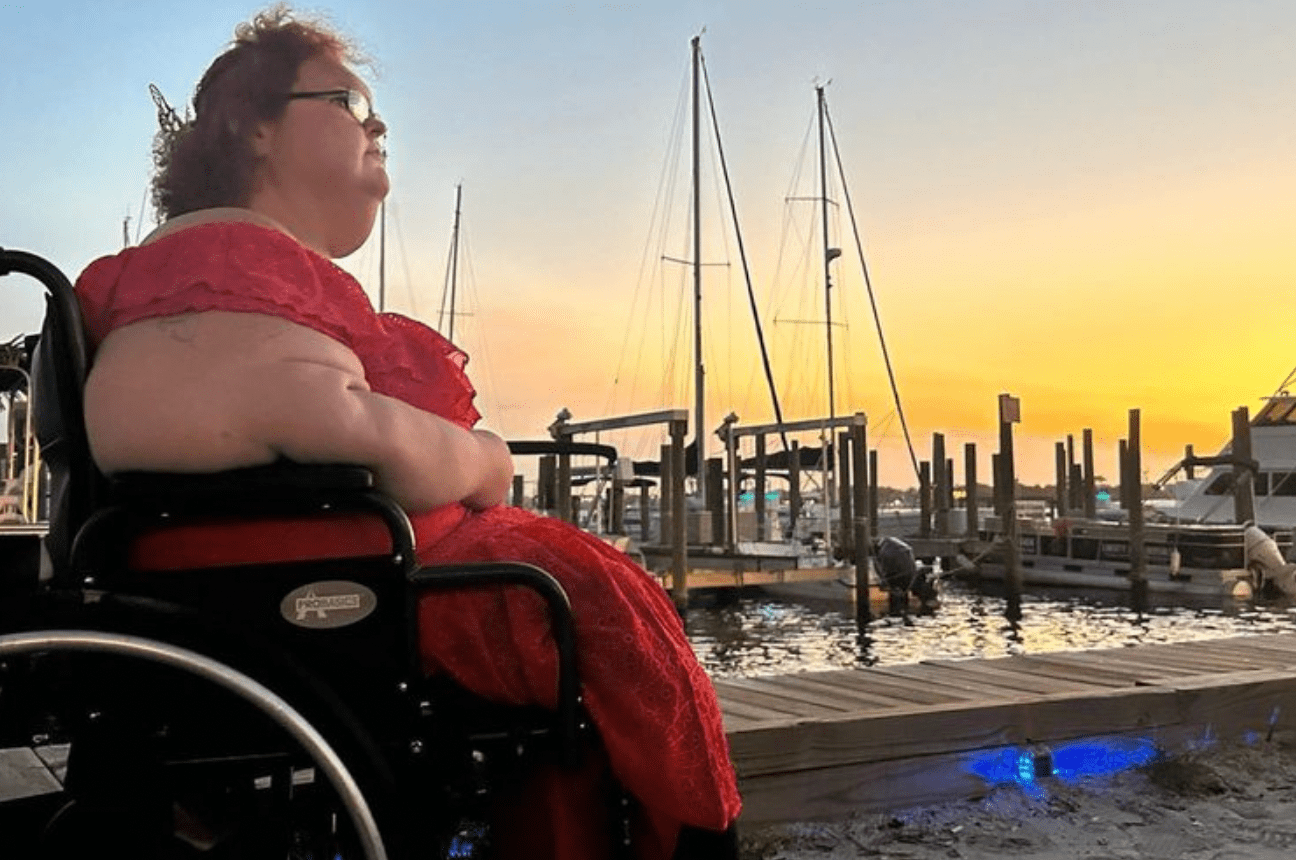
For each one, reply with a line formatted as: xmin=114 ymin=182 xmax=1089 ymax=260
xmin=0 ymin=249 xmax=100 ymax=583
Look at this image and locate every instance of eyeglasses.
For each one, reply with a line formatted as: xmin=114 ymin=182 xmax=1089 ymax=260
xmin=286 ymin=89 xmax=378 ymax=127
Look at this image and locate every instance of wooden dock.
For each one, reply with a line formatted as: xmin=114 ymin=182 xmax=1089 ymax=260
xmin=718 ymin=632 xmax=1296 ymax=825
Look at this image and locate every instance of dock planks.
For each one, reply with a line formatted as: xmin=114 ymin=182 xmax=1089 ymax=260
xmin=718 ymin=632 xmax=1296 ymax=825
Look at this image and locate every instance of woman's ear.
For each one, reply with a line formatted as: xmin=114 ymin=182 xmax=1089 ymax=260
xmin=249 ymin=120 xmax=277 ymax=158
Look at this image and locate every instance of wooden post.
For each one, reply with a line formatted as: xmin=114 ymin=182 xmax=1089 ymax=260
xmin=610 ymin=479 xmax=625 ymax=535
xmin=998 ymin=394 xmax=1022 ymax=618
xmin=755 ymin=434 xmax=768 ymax=541
xmin=1082 ymin=428 xmax=1096 ymax=519
xmin=932 ymin=432 xmax=948 ymax=537
xmin=512 ymin=474 xmax=525 ymax=509
xmin=725 ymin=431 xmax=740 ymax=550
xmin=867 ymin=450 xmax=879 ymax=537
xmin=789 ymin=440 xmax=801 ymax=539
xmin=557 ymin=443 xmax=573 ymax=524
xmin=1054 ymin=441 xmax=1067 ymax=518
xmin=668 ymin=420 xmax=688 ymax=611
xmin=838 ymin=431 xmax=853 ymax=556
xmin=1232 ymin=407 xmax=1256 ymax=524
xmin=705 ymin=457 xmax=725 ymax=545
xmin=1118 ymin=439 xmax=1129 ymax=510
xmin=964 ymin=443 xmax=979 ymax=538
xmin=639 ymin=483 xmax=651 ymax=543
xmin=943 ymin=457 xmax=956 ymax=570
xmin=852 ymin=420 xmax=872 ymax=625
xmin=918 ymin=461 xmax=932 ymax=538
xmin=538 ymin=455 xmax=557 ymax=515
xmin=659 ymin=443 xmax=673 ymax=546
xmin=1128 ymin=408 xmax=1147 ymax=608
xmin=991 ymin=452 xmax=1003 ymax=520
xmin=1184 ymin=443 xmax=1196 ymax=480
xmin=1065 ymin=434 xmax=1079 ymax=511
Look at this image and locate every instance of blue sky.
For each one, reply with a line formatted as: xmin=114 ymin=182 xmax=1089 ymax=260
xmin=4 ymin=1 xmax=1295 ymax=485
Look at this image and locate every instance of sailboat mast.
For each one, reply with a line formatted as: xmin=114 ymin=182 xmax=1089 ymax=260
xmin=817 ymin=85 xmax=836 ymax=427
xmin=817 ymin=84 xmax=838 ymax=558
xmin=691 ymin=35 xmax=705 ymax=505
xmin=448 ymin=184 xmax=463 ymax=343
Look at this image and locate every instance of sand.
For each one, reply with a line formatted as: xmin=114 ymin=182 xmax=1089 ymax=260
xmin=739 ymin=739 xmax=1296 ymax=859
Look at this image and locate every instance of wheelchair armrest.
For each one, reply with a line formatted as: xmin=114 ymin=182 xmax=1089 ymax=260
xmin=411 ymin=562 xmax=582 ymax=766
xmin=110 ymin=461 xmax=378 ymax=505
xmin=68 ymin=462 xmax=417 ymax=579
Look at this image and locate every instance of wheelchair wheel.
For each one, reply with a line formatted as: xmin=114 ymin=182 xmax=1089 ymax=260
xmin=0 ymin=630 xmax=389 ymax=860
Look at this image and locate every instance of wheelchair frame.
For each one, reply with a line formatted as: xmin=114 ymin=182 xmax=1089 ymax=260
xmin=0 ymin=247 xmax=600 ymax=859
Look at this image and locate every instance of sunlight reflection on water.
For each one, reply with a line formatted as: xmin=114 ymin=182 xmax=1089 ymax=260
xmin=686 ymin=580 xmax=1296 ymax=678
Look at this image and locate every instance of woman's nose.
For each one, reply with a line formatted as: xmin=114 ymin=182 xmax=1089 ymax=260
xmin=366 ymin=115 xmax=387 ymax=139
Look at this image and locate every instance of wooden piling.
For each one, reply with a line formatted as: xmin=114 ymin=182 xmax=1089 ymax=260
xmin=1184 ymin=444 xmax=1196 ymax=480
xmin=756 ymin=434 xmax=768 ymax=541
xmin=991 ymin=452 xmax=1003 ymax=519
xmin=1232 ymin=407 xmax=1256 ymax=524
xmin=932 ymin=433 xmax=948 ymax=537
xmin=557 ymin=447 xmax=573 ymax=524
xmin=660 ymin=442 xmax=673 ymax=546
xmin=868 ymin=449 xmax=879 ymax=538
xmin=538 ymin=455 xmax=556 ymax=516
xmin=1054 ymin=441 xmax=1067 ymax=518
xmin=1066 ymin=434 xmax=1077 ymax=510
xmin=610 ymin=480 xmax=625 ymax=535
xmin=724 ymin=422 xmax=739 ymax=549
xmin=1082 ymin=428 xmax=1097 ymax=519
xmin=788 ymin=440 xmax=801 ymax=539
xmin=668 ymin=419 xmax=688 ymax=612
xmin=705 ymin=457 xmax=725 ymax=545
xmin=998 ymin=394 xmax=1022 ymax=617
xmin=918 ymin=461 xmax=932 ymax=538
xmin=964 ymin=443 xmax=978 ymax=538
xmin=639 ymin=483 xmax=651 ymax=543
xmin=1118 ymin=439 xmax=1129 ymax=510
xmin=838 ymin=431 xmax=853 ymax=556
xmin=851 ymin=421 xmax=872 ymax=626
xmin=1128 ymin=409 xmax=1147 ymax=608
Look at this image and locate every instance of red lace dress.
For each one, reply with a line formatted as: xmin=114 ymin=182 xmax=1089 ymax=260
xmin=75 ymin=222 xmax=741 ymax=859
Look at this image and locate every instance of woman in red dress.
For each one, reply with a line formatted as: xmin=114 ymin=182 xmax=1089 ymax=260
xmin=76 ymin=8 xmax=740 ymax=859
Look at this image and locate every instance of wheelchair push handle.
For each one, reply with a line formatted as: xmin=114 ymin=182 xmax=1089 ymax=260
xmin=0 ymin=248 xmax=88 ymax=378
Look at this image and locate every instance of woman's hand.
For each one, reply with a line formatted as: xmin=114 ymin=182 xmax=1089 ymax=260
xmin=460 ymin=429 xmax=514 ymax=510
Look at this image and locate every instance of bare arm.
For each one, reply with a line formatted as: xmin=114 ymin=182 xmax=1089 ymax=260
xmin=84 ymin=311 xmax=513 ymax=512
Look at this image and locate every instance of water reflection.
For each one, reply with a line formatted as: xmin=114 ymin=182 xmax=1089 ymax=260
xmin=685 ymin=581 xmax=1296 ymax=679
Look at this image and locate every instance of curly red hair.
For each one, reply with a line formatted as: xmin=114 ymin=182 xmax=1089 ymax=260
xmin=151 ymin=5 xmax=367 ymax=220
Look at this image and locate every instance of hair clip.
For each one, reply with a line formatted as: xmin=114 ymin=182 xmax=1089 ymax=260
xmin=149 ymin=83 xmax=191 ymax=136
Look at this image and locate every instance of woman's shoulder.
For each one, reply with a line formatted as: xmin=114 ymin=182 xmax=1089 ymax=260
xmin=138 ymin=208 xmax=291 ymax=247
xmin=75 ymin=210 xmax=371 ymax=347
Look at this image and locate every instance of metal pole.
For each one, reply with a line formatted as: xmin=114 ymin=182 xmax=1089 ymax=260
xmin=691 ymin=36 xmax=706 ymax=507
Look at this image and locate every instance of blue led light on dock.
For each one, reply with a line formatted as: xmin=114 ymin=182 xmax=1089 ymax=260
xmin=968 ymin=736 xmax=1158 ymax=793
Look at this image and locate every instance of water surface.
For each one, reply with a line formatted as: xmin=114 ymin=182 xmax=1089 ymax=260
xmin=686 ymin=581 xmax=1296 ymax=678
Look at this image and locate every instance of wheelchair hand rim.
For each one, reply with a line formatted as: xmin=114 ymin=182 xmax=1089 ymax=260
xmin=0 ymin=629 xmax=388 ymax=860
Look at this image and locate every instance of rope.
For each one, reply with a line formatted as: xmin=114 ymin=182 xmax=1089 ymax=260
xmin=822 ymin=98 xmax=921 ymax=483
xmin=698 ymin=52 xmax=788 ymax=452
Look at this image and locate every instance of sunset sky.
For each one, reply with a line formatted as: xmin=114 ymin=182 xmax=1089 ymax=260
xmin=3 ymin=1 xmax=1294 ymax=489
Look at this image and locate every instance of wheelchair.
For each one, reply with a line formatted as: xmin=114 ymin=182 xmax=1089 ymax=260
xmin=0 ymin=248 xmax=627 ymax=859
